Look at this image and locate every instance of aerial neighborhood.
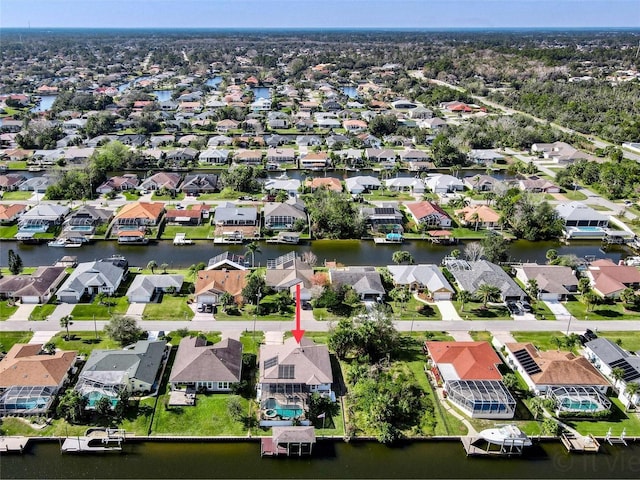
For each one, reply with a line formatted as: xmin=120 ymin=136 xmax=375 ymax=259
xmin=1 ymin=29 xmax=640 ymax=453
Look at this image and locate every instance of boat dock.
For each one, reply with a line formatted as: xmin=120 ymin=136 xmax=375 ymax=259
xmin=605 ymin=428 xmax=628 ymax=447
xmin=373 ymin=237 xmax=404 ymax=244
xmin=561 ymin=432 xmax=600 ymax=453
xmin=173 ymin=233 xmax=194 ymax=245
xmin=61 ymin=428 xmax=128 ymax=453
xmin=0 ymin=436 xmax=29 ymax=453
xmin=460 ymin=436 xmax=528 ymax=456
xmin=461 ymin=425 xmax=532 ymax=457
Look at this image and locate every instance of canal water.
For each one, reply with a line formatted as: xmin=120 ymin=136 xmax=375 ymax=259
xmin=0 ymin=239 xmax=627 ymax=269
xmin=30 ymin=95 xmax=57 ymax=112
xmin=3 ymin=440 xmax=639 ymax=479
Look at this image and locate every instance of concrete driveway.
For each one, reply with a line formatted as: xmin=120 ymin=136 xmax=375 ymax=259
xmin=7 ymin=304 xmax=36 ymax=322
xmin=544 ymin=300 xmax=571 ymax=320
xmin=434 ymin=300 xmax=462 ymax=321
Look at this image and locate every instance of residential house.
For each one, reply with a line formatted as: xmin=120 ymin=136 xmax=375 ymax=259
xmin=0 ymin=266 xmax=67 ymax=304
xmin=514 ymin=264 xmax=578 ymax=301
xmin=296 ymin=136 xmax=323 ymax=148
xmin=216 ymin=119 xmax=240 ymax=132
xmin=234 ymin=149 xmax=263 ymax=165
xmin=531 ymin=142 xmax=594 ymax=163
xmin=263 ymin=202 xmax=306 ymax=230
xmin=299 ymin=152 xmax=330 ymax=169
xmin=0 ymin=344 xmax=77 ymax=415
xmin=267 ymin=112 xmax=290 ymax=129
xmin=208 ymin=135 xmax=233 ymax=147
xmin=180 ymin=174 xmax=219 ymax=195
xmin=165 ymin=208 xmax=204 ymax=226
xmin=467 ymin=149 xmax=505 ymax=165
xmin=194 ymin=269 xmax=249 ymax=307
xmin=398 ymin=149 xmax=430 ymax=163
xmin=306 ymin=177 xmax=342 ymax=192
xmin=139 ymin=172 xmax=181 ymax=193
xmin=391 ymin=99 xmax=418 ymax=110
xmin=387 ymin=264 xmax=454 ymax=300
xmin=343 ymin=119 xmax=368 ymax=133
xmin=0 ymin=174 xmax=26 ymax=191
xmin=165 ymin=147 xmax=199 ymax=165
xmin=366 ymin=148 xmax=397 ymax=164
xmin=149 ymin=135 xmax=175 ymax=148
xmin=126 ymin=274 xmax=184 ymax=303
xmin=65 ymin=205 xmax=113 ymax=230
xmin=64 ymin=147 xmax=95 ymax=164
xmin=214 ymin=204 xmax=258 ymax=227
xmin=504 ymin=342 xmax=610 ymax=395
xmin=266 ymin=148 xmax=296 ymax=164
xmin=206 ymin=252 xmax=248 ymax=271
xmin=258 ymin=337 xmax=334 ymax=421
xmin=17 ymin=204 xmax=70 ymax=234
xmin=586 ymin=259 xmax=640 ymax=298
xmin=556 ymin=202 xmax=609 ymax=227
xmin=329 ymin=267 xmax=385 ymax=301
xmin=446 ymin=259 xmax=526 ymax=301
xmin=266 ymin=252 xmax=314 ymax=300
xmin=57 ymin=260 xmax=127 ymax=303
xmin=518 ymin=175 xmax=561 ymax=193
xmin=264 ymin=178 xmax=301 ymax=198
xmin=583 ymin=338 xmax=640 ymax=407
xmin=360 ymin=203 xmax=403 ymax=230
xmin=199 ymin=149 xmax=230 ymax=165
xmin=96 ymin=174 xmax=140 ymax=194
xmin=345 ymin=176 xmax=382 ymax=194
xmin=425 ymin=341 xmax=515 ymax=419
xmin=409 ymin=106 xmax=433 ymax=119
xmin=0 ymin=204 xmax=27 ymax=224
xmin=463 ymin=174 xmax=500 ymax=192
xmin=455 ymin=205 xmax=501 ymax=230
xmin=115 ymin=202 xmax=164 ymax=229
xmin=424 ymin=174 xmax=464 ymax=194
xmin=406 ymin=201 xmax=452 ymax=228
xmin=384 ymin=177 xmax=425 ymax=194
xmin=75 ymin=340 xmax=167 ymax=407
xmin=169 ymin=337 xmax=243 ymax=393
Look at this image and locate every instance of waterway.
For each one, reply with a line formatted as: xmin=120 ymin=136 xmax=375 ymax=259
xmin=30 ymin=95 xmax=57 ymax=112
xmin=0 ymin=239 xmax=627 ymax=269
xmin=342 ymin=86 xmax=359 ymax=99
xmin=3 ymin=439 xmax=639 ymax=479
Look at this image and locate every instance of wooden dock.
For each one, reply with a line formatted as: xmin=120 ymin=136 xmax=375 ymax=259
xmin=460 ymin=436 xmax=527 ymax=457
xmin=0 ymin=436 xmax=29 ymax=453
xmin=561 ymin=432 xmax=600 ymax=453
xmin=373 ymin=237 xmax=403 ymax=244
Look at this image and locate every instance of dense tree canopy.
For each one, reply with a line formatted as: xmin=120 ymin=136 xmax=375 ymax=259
xmin=305 ymin=189 xmax=366 ymax=239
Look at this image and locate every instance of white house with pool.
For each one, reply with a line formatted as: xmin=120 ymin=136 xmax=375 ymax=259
xmin=257 ymin=337 xmax=334 ymax=426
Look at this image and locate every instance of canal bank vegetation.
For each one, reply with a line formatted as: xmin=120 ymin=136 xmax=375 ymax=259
xmin=330 ymin=315 xmax=466 ymax=442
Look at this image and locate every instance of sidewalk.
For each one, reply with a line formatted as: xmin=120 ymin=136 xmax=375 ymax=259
xmin=6 ymin=304 xmax=36 ymax=322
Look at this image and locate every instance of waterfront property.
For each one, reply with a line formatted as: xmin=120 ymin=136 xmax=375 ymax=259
xmin=206 ymin=252 xmax=248 ymax=271
xmin=258 ymin=337 xmax=334 ymax=425
xmin=0 ymin=266 xmax=66 ymax=304
xmin=583 ymin=337 xmax=640 ymax=408
xmin=503 ymin=342 xmax=610 ymax=396
xmin=386 ymin=264 xmax=454 ymax=300
xmin=169 ymin=336 xmax=242 ymax=397
xmin=0 ymin=343 xmax=77 ymax=416
xmin=261 ymin=426 xmax=316 ymax=456
xmin=75 ymin=340 xmax=167 ymax=408
xmin=329 ymin=266 xmax=385 ymax=301
xmin=406 ymin=201 xmax=452 ymax=228
xmin=425 ymin=341 xmax=516 ymax=419
xmin=263 ymin=201 xmax=307 ymax=231
xmin=556 ymin=202 xmax=609 ymax=228
xmin=56 ymin=260 xmax=127 ymax=303
xmin=126 ymin=274 xmax=184 ymax=303
xmin=265 ymin=252 xmax=314 ymax=300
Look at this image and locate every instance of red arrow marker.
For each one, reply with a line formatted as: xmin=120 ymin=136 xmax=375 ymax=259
xmin=291 ymin=283 xmax=305 ymax=344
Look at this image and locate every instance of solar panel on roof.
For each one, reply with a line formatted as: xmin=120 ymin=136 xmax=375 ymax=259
xmin=278 ymin=364 xmax=295 ymax=379
xmin=610 ymin=358 xmax=640 ymax=382
xmin=264 ymin=357 xmax=278 ymax=369
xmin=375 ymin=207 xmax=396 ymax=215
xmin=513 ymin=349 xmax=542 ymax=375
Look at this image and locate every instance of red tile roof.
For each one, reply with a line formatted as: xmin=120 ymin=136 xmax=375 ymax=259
xmin=407 ymin=201 xmax=450 ymax=221
xmin=425 ymin=341 xmax=503 ymax=380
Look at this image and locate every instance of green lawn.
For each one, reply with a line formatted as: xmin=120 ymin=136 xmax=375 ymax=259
xmin=562 ymin=189 xmax=588 ymax=201
xmin=143 ymin=295 xmax=194 ymax=321
xmin=531 ymin=300 xmax=556 ymax=320
xmin=564 ymin=397 xmax=640 ymax=437
xmin=447 ymin=228 xmax=487 ymax=239
xmin=28 ymin=303 xmax=57 ymax=321
xmin=0 ymin=331 xmax=34 ymax=352
xmin=123 ymin=191 xmax=141 ymax=201
xmin=0 ymin=301 xmax=18 ymax=320
xmin=50 ymin=331 xmax=120 ymax=356
xmin=1 ymin=191 xmax=33 ymax=200
xmin=363 ymin=191 xmax=414 ymax=201
xmin=161 ymin=224 xmax=213 ymax=240
xmin=197 ymin=189 xmax=248 ymax=200
xmin=7 ymin=161 xmax=28 ymax=170
xmin=598 ymin=331 xmax=640 ymax=352
xmin=564 ymin=299 xmax=640 ymax=320
xmin=0 ymin=417 xmax=89 ymax=438
xmin=511 ymin=331 xmax=567 ymax=351
xmin=0 ymin=224 xmax=18 ymax=239
xmin=454 ymin=300 xmax=511 ymax=320
xmin=215 ymin=304 xmax=295 ymax=322
xmin=239 ymin=331 xmax=265 ymax=355
xmin=71 ymin=296 xmax=130 ymax=320
xmin=0 ymin=267 xmax=38 ymax=276
xmin=388 ymin=296 xmax=442 ymax=320
xmin=166 ymin=330 xmax=222 ymax=346
xmin=469 ymin=330 xmax=493 ymax=342
xmin=151 ymin=192 xmax=185 ymax=201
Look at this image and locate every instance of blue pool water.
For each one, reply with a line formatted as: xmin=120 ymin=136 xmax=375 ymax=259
xmin=86 ymin=391 xmax=118 ymax=408
xmin=574 ymin=226 xmax=604 ymax=232
xmin=19 ymin=225 xmax=48 ymax=232
xmin=69 ymin=225 xmax=93 ymax=232
xmin=263 ymin=398 xmax=304 ymax=419
xmin=560 ymin=399 xmax=601 ymax=411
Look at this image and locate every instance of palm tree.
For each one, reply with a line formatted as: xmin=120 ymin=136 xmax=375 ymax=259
xmin=457 ymin=290 xmax=472 ymax=312
xmin=545 ymin=249 xmax=558 ymax=263
xmin=392 ymin=250 xmax=414 ymax=265
xmin=469 ymin=212 xmax=480 ymax=231
xmin=611 ymin=367 xmax=626 ymax=391
xmin=60 ymin=315 xmax=73 ymax=341
xmin=160 ymin=263 xmax=169 ymax=274
xmin=475 ymin=284 xmax=501 ymax=308
xmin=526 ymin=279 xmax=539 ymax=304
xmin=529 ymin=396 xmax=545 ymax=420
xmin=219 ymin=292 xmax=235 ymax=313
xmin=147 ymin=260 xmax=158 ymax=274
xmin=625 ymin=382 xmax=639 ymax=407
xmin=245 ymin=241 xmax=262 ymax=268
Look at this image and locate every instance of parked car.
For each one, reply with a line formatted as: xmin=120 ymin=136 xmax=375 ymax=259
xmin=584 ymin=328 xmax=597 ymax=341
xmin=506 ymin=301 xmax=521 ymax=315
xmin=518 ymin=300 xmax=533 ymax=313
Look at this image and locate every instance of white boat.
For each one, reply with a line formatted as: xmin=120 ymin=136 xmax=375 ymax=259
xmin=625 ymin=256 xmax=640 ymax=266
xmin=173 ymin=233 xmax=194 ymax=245
xmin=61 ymin=428 xmax=126 ymax=454
xmin=47 ymin=238 xmax=67 ymax=247
xmin=478 ymin=425 xmax=532 ymax=448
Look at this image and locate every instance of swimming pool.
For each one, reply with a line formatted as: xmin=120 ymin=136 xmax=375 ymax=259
xmin=86 ymin=391 xmax=119 ymax=408
xmin=559 ymin=399 xmax=601 ymax=412
xmin=68 ymin=225 xmax=93 ymax=232
xmin=263 ymin=397 xmax=304 ymax=419
xmin=573 ymin=226 xmax=604 ymax=232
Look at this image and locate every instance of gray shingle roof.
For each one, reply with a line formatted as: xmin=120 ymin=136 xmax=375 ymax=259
xmin=330 ymin=267 xmax=385 ymax=297
xmin=449 ymin=260 xmax=525 ymax=299
xmin=170 ymin=336 xmax=243 ymax=384
xmin=259 ymin=337 xmax=332 ymax=385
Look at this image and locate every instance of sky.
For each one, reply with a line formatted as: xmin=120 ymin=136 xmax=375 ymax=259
xmin=1 ymin=0 xmax=639 ymax=29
